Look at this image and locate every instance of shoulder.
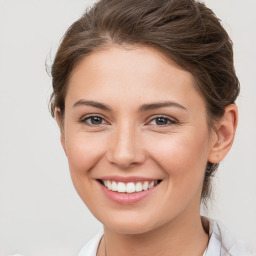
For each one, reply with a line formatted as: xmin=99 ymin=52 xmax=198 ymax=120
xmin=77 ymin=229 xmax=104 ymax=256
xmin=206 ymin=218 xmax=254 ymax=256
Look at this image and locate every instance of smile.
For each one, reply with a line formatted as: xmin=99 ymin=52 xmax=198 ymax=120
xmin=101 ymin=180 xmax=160 ymax=193
xmin=97 ymin=176 xmax=162 ymax=204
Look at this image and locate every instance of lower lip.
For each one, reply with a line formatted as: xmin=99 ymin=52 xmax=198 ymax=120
xmin=98 ymin=182 xmax=159 ymax=205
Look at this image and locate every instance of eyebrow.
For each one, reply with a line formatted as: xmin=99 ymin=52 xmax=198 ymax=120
xmin=73 ymin=100 xmax=112 ymax=111
xmin=73 ymin=99 xmax=187 ymax=112
xmin=139 ymin=101 xmax=187 ymax=112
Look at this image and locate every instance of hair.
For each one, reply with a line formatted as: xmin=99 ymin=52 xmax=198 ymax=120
xmin=50 ymin=0 xmax=239 ymax=203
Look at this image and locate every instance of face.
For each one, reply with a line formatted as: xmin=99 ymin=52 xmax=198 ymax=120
xmin=60 ymin=46 xmax=216 ymax=234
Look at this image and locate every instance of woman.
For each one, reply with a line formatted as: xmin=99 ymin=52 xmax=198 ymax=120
xmin=50 ymin=0 xmax=253 ymax=255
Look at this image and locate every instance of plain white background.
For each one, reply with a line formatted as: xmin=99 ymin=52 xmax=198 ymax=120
xmin=0 ymin=0 xmax=255 ymax=255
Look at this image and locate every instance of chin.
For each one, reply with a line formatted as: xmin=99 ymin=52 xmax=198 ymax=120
xmin=97 ymin=211 xmax=163 ymax=235
xmin=106 ymin=221 xmax=156 ymax=235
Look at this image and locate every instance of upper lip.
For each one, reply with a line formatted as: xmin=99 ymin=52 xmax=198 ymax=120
xmin=97 ymin=175 xmax=161 ymax=183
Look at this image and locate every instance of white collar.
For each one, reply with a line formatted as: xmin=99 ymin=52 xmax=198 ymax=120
xmin=77 ymin=218 xmax=253 ymax=256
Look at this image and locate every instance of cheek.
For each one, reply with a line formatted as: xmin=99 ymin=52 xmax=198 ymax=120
xmin=64 ymin=131 xmax=106 ymax=192
xmin=145 ymin=129 xmax=210 ymax=189
xmin=143 ymin=131 xmax=210 ymax=220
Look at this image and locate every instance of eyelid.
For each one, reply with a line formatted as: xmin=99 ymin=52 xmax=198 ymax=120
xmin=80 ymin=114 xmax=110 ymax=125
xmin=79 ymin=114 xmax=178 ymax=126
xmin=146 ymin=115 xmax=178 ymax=126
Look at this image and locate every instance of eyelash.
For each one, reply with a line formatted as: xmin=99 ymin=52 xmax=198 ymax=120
xmin=80 ymin=115 xmax=177 ymax=127
xmin=147 ymin=116 xmax=177 ymax=126
xmin=80 ymin=115 xmax=108 ymax=126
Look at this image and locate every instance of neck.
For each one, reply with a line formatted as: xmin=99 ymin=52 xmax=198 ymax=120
xmin=100 ymin=208 xmax=209 ymax=256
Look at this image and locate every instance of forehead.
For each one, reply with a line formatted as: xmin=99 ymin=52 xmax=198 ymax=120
xmin=66 ymin=45 xmax=205 ymax=113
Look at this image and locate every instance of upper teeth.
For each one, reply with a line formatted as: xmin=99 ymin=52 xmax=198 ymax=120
xmin=103 ymin=180 xmax=158 ymax=193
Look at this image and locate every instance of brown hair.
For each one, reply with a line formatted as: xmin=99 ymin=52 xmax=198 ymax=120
xmin=50 ymin=0 xmax=239 ymax=202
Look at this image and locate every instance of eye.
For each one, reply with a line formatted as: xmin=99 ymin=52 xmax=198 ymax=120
xmin=149 ymin=116 xmax=175 ymax=126
xmin=81 ymin=115 xmax=108 ymax=126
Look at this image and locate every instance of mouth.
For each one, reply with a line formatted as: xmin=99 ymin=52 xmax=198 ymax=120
xmin=97 ymin=179 xmax=162 ymax=194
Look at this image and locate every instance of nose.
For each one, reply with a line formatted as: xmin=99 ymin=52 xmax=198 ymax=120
xmin=106 ymin=123 xmax=146 ymax=169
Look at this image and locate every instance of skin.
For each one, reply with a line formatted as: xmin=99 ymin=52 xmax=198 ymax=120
xmin=56 ymin=45 xmax=238 ymax=256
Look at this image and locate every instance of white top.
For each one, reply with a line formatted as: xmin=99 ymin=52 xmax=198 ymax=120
xmin=77 ymin=218 xmax=254 ymax=256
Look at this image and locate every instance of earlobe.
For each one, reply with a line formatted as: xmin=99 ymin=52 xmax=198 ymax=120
xmin=208 ymin=104 xmax=238 ymax=164
xmin=55 ymin=108 xmax=67 ymax=155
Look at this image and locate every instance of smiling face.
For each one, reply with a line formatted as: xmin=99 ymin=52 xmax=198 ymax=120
xmin=59 ymin=46 xmax=216 ymax=234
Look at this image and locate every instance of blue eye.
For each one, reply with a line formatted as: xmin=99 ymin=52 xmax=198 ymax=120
xmin=82 ymin=116 xmax=106 ymax=125
xmin=149 ymin=116 xmax=174 ymax=126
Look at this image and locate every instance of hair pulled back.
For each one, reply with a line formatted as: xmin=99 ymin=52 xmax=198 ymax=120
xmin=50 ymin=0 xmax=239 ymax=202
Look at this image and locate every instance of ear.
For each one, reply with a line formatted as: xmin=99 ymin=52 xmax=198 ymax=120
xmin=208 ymin=104 xmax=238 ymax=164
xmin=55 ymin=108 xmax=67 ymax=155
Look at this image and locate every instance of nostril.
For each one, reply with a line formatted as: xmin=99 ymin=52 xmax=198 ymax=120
xmin=106 ymin=132 xmax=146 ymax=168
